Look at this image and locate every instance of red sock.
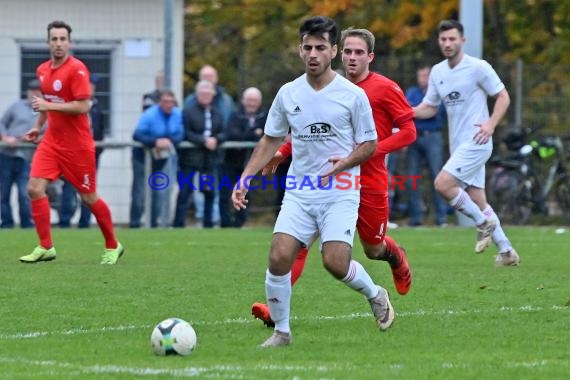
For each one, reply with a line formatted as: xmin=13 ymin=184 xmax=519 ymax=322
xmin=89 ymin=198 xmax=117 ymax=249
xmin=32 ymin=196 xmax=52 ymax=249
xmin=383 ymin=236 xmax=401 ymax=268
xmin=291 ymin=247 xmax=309 ymax=285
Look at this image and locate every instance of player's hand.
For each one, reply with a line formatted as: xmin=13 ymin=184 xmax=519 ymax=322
xmin=473 ymin=122 xmax=494 ymax=145
xmin=319 ymin=155 xmax=347 ymax=187
xmin=204 ymin=137 xmax=217 ymax=151
xmin=231 ymin=179 xmax=249 ymax=210
xmin=23 ymin=128 xmax=41 ymax=144
xmin=262 ymin=151 xmax=285 ymax=175
xmin=31 ymin=96 xmax=49 ymax=112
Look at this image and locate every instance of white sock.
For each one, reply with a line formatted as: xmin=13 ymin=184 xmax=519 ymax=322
xmin=265 ymin=270 xmax=291 ymax=334
xmin=449 ymin=189 xmax=486 ymax=225
xmin=483 ymin=205 xmax=512 ymax=253
xmin=341 ymin=260 xmax=378 ymax=299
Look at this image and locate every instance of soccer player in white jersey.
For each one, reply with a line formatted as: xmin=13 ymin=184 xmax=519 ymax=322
xmin=413 ymin=20 xmax=519 ymax=266
xmin=232 ymin=16 xmax=393 ymax=348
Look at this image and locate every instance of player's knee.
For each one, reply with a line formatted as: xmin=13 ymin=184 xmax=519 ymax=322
xmin=27 ymin=181 xmax=45 ymax=199
xmin=322 ymin=254 xmax=348 ymax=280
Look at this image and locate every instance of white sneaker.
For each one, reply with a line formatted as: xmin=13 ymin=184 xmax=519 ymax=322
xmin=475 ymin=219 xmax=497 ymax=253
xmin=368 ymin=286 xmax=395 ymax=331
xmin=260 ymin=330 xmax=292 ymax=348
xmin=495 ymin=249 xmax=521 ymax=266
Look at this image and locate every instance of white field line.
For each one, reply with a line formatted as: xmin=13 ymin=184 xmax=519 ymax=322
xmin=0 ymin=304 xmax=566 ymax=341
xmin=0 ymin=356 xmax=563 ymax=379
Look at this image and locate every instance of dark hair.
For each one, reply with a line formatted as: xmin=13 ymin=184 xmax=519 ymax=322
xmin=47 ymin=20 xmax=72 ymax=41
xmin=299 ymin=16 xmax=338 ymax=45
xmin=437 ymin=19 xmax=464 ymax=36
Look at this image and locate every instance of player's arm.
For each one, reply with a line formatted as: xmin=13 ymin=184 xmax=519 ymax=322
xmin=321 ymin=138 xmax=377 ymax=179
xmin=32 ymin=97 xmax=92 ymax=115
xmin=412 ymin=102 xmax=438 ymax=120
xmin=232 ymin=134 xmax=284 ymax=210
xmin=377 ymin=116 xmax=416 ymax=155
xmin=474 ymin=88 xmax=510 ymax=145
xmin=487 ymin=88 xmax=510 ymax=131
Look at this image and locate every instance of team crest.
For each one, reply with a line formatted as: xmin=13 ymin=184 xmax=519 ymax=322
xmin=53 ymin=79 xmax=62 ymax=91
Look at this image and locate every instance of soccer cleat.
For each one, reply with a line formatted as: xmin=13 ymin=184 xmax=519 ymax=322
xmin=100 ymin=242 xmax=124 ymax=264
xmin=252 ymin=302 xmax=275 ymax=328
xmin=368 ymin=286 xmax=395 ymax=331
xmin=391 ymin=245 xmax=412 ymax=295
xmin=19 ymin=246 xmax=56 ymax=263
xmin=260 ymin=330 xmax=292 ymax=348
xmin=475 ymin=219 xmax=497 ymax=253
xmin=495 ymin=249 xmax=520 ymax=266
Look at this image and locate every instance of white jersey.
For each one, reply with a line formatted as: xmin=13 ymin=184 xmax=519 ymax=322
xmin=423 ymin=54 xmax=505 ymax=152
xmin=265 ymin=73 xmax=377 ymax=203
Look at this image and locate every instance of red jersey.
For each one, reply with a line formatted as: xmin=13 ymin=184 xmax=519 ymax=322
xmin=37 ymin=56 xmax=93 ymax=150
xmin=358 ymin=72 xmax=415 ymax=194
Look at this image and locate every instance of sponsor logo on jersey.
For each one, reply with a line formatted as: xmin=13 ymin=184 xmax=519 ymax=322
xmin=444 ymin=91 xmax=464 ymax=107
xmin=298 ymin=122 xmax=336 ymax=142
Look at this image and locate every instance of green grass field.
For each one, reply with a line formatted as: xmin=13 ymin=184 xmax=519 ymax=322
xmin=0 ymin=226 xmax=568 ymax=379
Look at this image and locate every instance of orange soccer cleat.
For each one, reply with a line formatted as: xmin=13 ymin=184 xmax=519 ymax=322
xmin=391 ymin=246 xmax=412 ymax=295
xmin=251 ymin=302 xmax=275 ymax=328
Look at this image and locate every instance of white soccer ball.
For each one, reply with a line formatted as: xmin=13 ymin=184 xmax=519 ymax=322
xmin=150 ymin=318 xmax=197 ymax=356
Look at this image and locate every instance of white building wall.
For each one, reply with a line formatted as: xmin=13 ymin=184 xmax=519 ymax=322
xmin=0 ymin=0 xmax=185 ymax=225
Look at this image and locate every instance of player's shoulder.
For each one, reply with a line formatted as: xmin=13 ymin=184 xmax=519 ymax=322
xmin=366 ymin=72 xmax=405 ymax=95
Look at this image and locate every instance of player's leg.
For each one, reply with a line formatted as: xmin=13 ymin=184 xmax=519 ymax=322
xmin=358 ymin=194 xmax=412 ymax=295
xmin=320 ymin=199 xmax=394 ymax=331
xmin=260 ymin=198 xmax=317 ymax=347
xmin=252 ymin=231 xmax=318 ymax=327
xmin=20 ymin=145 xmax=59 ymax=263
xmin=61 ymin=151 xmax=122 ymax=264
xmin=467 ymin=185 xmax=520 ymax=266
xmin=436 ymin=144 xmax=496 ymax=252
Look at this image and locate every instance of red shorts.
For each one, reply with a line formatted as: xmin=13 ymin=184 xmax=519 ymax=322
xmin=357 ymin=191 xmax=389 ymax=245
xmin=31 ymin=143 xmax=97 ymax=194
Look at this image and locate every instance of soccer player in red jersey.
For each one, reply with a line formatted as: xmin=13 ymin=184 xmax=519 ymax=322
xmin=252 ymin=28 xmax=416 ymax=326
xmin=20 ymin=20 xmax=123 ymax=264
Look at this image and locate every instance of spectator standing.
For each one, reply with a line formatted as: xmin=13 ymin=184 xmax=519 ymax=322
xmin=59 ymin=74 xmax=105 ymax=228
xmin=184 ymin=65 xmax=236 ymax=225
xmin=220 ymin=87 xmax=266 ymax=227
xmin=132 ymin=89 xmax=184 ymax=228
xmin=174 ymin=80 xmax=226 ymax=228
xmin=129 ymin=70 xmax=167 ymax=228
xmin=0 ymin=79 xmax=41 ymax=228
xmin=405 ymin=64 xmax=448 ymax=226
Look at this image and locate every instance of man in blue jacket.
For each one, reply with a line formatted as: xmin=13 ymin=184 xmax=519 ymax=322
xmin=131 ymin=89 xmax=184 ymax=228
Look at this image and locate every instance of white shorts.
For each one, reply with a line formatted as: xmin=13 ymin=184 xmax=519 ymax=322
xmin=443 ymin=141 xmax=492 ymax=189
xmin=274 ymin=197 xmax=358 ymax=247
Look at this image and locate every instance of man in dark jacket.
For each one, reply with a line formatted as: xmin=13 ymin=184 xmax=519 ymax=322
xmin=220 ymin=87 xmax=266 ymax=227
xmin=174 ymin=80 xmax=226 ymax=228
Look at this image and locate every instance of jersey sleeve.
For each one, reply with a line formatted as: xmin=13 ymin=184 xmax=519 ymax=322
xmin=278 ymin=141 xmax=292 ymax=158
xmin=377 ymin=84 xmax=416 ymax=154
xmin=423 ymin=70 xmax=442 ymax=107
xmin=478 ymin=60 xmax=505 ymax=97
xmin=263 ymin=87 xmax=290 ymax=138
xmin=70 ymin=64 xmax=91 ymax=101
xmin=353 ymin=90 xmax=377 ymax=144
